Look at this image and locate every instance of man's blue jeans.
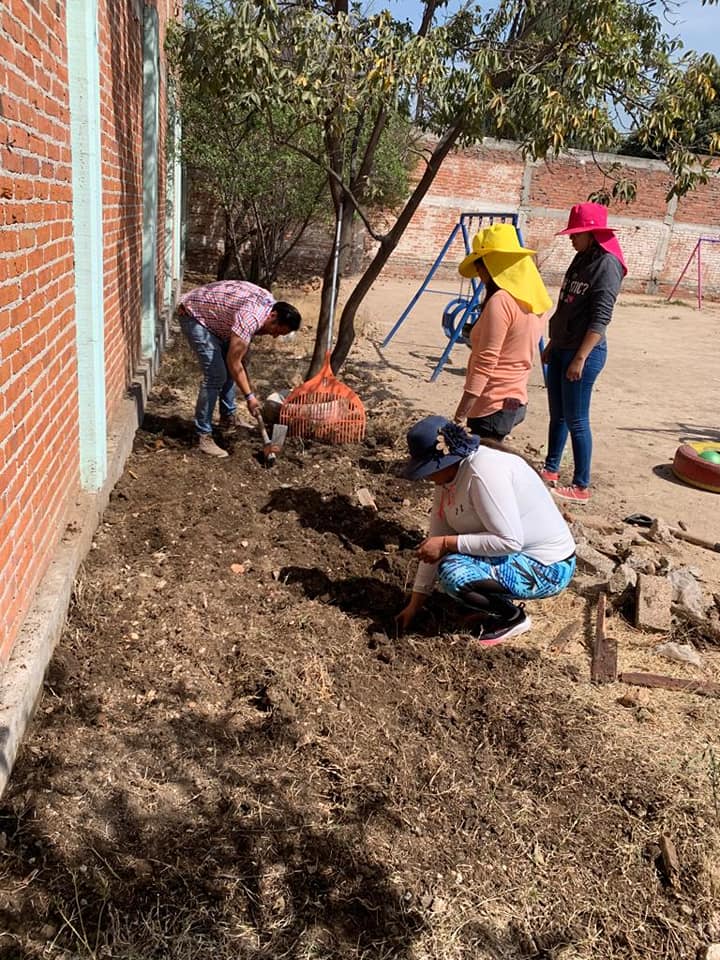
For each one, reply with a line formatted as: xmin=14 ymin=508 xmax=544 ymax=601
xmin=179 ymin=313 xmax=236 ymax=436
xmin=544 ymin=341 xmax=607 ymax=489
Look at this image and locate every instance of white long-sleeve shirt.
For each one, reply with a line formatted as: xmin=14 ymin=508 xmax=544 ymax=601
xmin=413 ymin=446 xmax=576 ymax=595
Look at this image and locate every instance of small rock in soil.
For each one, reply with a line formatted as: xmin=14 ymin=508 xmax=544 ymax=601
xmin=647 ymin=517 xmax=675 ymax=544
xmin=654 ymin=641 xmax=703 ymax=668
xmin=607 ymin=563 xmax=637 ymax=596
xmin=668 ymin=566 xmax=710 ymax=619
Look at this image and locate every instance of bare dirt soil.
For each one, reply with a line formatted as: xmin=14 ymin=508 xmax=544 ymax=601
xmin=1 ymin=276 xmax=720 ymax=960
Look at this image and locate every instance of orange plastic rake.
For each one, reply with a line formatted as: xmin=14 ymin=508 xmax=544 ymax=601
xmin=279 ymin=210 xmax=366 ymax=444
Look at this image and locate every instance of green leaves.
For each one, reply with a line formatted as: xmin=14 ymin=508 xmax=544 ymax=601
xmin=168 ymin=0 xmax=720 ymax=364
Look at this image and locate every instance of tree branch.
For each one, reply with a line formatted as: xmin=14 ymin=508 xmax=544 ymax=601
xmin=274 ymin=136 xmax=386 ymax=240
xmin=351 ymin=106 xmax=388 ymax=193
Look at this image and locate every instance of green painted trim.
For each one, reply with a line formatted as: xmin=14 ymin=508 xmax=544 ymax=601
xmin=67 ymin=0 xmax=107 ymax=491
xmin=142 ymin=5 xmax=159 ymax=357
xmin=173 ymin=111 xmax=184 ymax=290
xmin=163 ymin=88 xmax=178 ymax=309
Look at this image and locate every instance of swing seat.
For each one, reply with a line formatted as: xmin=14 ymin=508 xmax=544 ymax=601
xmin=441 ymin=297 xmax=480 ymax=346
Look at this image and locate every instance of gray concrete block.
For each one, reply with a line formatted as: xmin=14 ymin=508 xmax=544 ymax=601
xmin=635 ymin=574 xmax=673 ymax=633
xmin=575 ymin=542 xmax=615 ymax=578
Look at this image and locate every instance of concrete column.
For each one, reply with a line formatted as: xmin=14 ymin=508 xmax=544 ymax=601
xmin=67 ymin=0 xmax=107 ymax=491
xmin=650 ymin=194 xmax=679 ymax=292
xmin=163 ymin=87 xmax=184 ymax=307
xmin=518 ymin=158 xmax=535 ymax=237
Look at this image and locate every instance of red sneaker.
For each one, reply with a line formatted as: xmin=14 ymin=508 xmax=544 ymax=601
xmin=553 ymin=484 xmax=590 ymax=503
xmin=539 ymin=467 xmax=559 ymax=486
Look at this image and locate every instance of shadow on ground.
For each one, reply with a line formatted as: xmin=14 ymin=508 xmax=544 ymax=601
xmin=0 ymin=697 xmax=426 ymax=959
xmin=262 ymin=488 xmax=422 ymax=551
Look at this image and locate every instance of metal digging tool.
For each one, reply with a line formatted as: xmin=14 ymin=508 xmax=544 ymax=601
xmin=254 ymin=410 xmax=287 ymax=467
xmin=279 ymin=209 xmax=366 ymax=445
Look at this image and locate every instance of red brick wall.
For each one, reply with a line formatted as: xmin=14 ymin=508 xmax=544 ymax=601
xmin=99 ymin=0 xmax=144 ymax=417
xmin=0 ymin=0 xmax=79 ymax=663
xmin=0 ymin=0 xmax=177 ymax=664
xmin=186 ymin=138 xmax=720 ymax=299
xmin=374 ymin=141 xmax=720 ymax=297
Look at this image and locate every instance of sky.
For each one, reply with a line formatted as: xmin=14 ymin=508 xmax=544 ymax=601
xmin=383 ymin=0 xmax=720 ymax=60
xmin=668 ymin=0 xmax=720 ymax=58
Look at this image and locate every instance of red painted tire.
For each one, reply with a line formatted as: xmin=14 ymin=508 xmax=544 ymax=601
xmin=672 ymin=442 xmax=720 ymax=493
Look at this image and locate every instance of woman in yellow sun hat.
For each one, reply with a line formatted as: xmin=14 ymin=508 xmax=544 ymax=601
xmin=454 ymin=223 xmax=552 ymax=441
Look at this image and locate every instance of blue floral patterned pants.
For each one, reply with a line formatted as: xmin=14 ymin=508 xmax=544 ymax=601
xmin=438 ymin=551 xmax=576 ymax=603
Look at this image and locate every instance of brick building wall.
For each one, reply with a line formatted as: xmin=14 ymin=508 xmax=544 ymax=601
xmin=99 ymin=0 xmax=144 ymax=415
xmin=377 ymin=141 xmax=720 ymax=297
xmin=1 ymin=0 xmax=79 ymax=663
xmin=187 ymin=138 xmax=720 ymax=298
xmin=0 ymin=0 xmax=178 ymax=664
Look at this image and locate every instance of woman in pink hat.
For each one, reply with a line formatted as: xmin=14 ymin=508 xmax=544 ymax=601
xmin=540 ymin=202 xmax=627 ymax=503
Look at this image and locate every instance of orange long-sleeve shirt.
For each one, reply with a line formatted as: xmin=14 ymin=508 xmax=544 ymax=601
xmin=463 ymin=290 xmax=544 ymax=419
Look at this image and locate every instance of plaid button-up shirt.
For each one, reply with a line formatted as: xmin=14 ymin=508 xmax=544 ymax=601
xmin=180 ymin=281 xmax=275 ymax=343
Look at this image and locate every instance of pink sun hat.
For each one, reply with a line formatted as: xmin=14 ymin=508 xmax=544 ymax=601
xmin=556 ymin=202 xmax=627 ymax=276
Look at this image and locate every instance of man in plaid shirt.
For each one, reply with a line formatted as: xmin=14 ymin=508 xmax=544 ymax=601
xmin=178 ymin=280 xmax=302 ymax=457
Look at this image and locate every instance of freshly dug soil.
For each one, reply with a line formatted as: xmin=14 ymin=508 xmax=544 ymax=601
xmin=1 ymin=320 xmax=719 ymax=960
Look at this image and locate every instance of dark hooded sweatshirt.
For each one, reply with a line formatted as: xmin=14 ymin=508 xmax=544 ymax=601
xmin=549 ymin=244 xmax=624 ymax=351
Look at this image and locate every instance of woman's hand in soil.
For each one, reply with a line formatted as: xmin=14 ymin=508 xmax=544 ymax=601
xmin=395 ymin=592 xmax=426 ymax=632
xmin=417 ymin=536 xmax=449 ymax=563
xmin=566 ymin=355 xmax=586 ymax=381
xmin=395 ymin=604 xmax=416 ymax=632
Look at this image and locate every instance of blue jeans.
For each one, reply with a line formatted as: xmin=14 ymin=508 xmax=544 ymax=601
xmin=545 ymin=342 xmax=607 ymax=488
xmin=179 ymin=313 xmax=236 ymax=435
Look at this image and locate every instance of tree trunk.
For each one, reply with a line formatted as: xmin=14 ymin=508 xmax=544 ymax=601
xmin=217 ymin=212 xmax=236 ymax=279
xmin=306 ymin=196 xmax=355 ymax=377
xmin=330 ymin=126 xmax=462 ymax=372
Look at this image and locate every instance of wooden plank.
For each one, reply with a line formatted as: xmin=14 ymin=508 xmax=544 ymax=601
xmin=591 ymin=593 xmax=617 ymax=683
xmin=619 ymin=671 xmax=720 ymax=699
xmin=658 ymin=834 xmax=681 ymax=889
xmin=670 ymin=527 xmax=720 ymax=554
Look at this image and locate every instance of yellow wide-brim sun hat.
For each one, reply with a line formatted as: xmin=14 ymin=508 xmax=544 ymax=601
xmin=458 ymin=223 xmax=553 ymax=315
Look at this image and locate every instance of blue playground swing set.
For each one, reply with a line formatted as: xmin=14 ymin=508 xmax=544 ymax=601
xmin=381 ymin=211 xmax=545 ymax=382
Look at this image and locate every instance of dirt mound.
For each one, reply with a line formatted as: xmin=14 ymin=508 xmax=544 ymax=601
xmin=1 ymin=333 xmax=719 ymax=960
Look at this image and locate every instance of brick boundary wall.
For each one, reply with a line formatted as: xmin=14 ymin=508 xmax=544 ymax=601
xmin=1 ymin=0 xmax=80 ymax=663
xmin=186 ymin=138 xmax=720 ymax=299
xmin=0 ymin=0 xmax=177 ymax=666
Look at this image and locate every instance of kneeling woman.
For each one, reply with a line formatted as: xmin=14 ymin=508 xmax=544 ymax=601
xmin=396 ymin=416 xmax=576 ymax=644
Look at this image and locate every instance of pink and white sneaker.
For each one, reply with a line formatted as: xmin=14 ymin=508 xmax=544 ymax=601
xmin=475 ymin=607 xmax=532 ymax=647
xmin=553 ymin=484 xmax=591 ymax=504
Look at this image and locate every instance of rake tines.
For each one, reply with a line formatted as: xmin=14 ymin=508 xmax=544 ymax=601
xmin=280 ymin=352 xmax=366 ymax=444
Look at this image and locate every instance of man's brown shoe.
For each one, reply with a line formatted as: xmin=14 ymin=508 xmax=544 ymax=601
xmin=198 ymin=435 xmax=229 ymax=458
xmin=218 ymin=413 xmax=237 ymax=432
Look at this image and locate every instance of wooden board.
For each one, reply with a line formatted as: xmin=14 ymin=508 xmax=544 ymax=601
xmin=591 ymin=593 xmax=617 ymax=683
xmin=619 ymin=671 xmax=720 ymax=699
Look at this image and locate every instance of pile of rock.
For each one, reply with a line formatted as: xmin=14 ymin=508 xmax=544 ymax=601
xmin=567 ymin=514 xmax=720 ymax=642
